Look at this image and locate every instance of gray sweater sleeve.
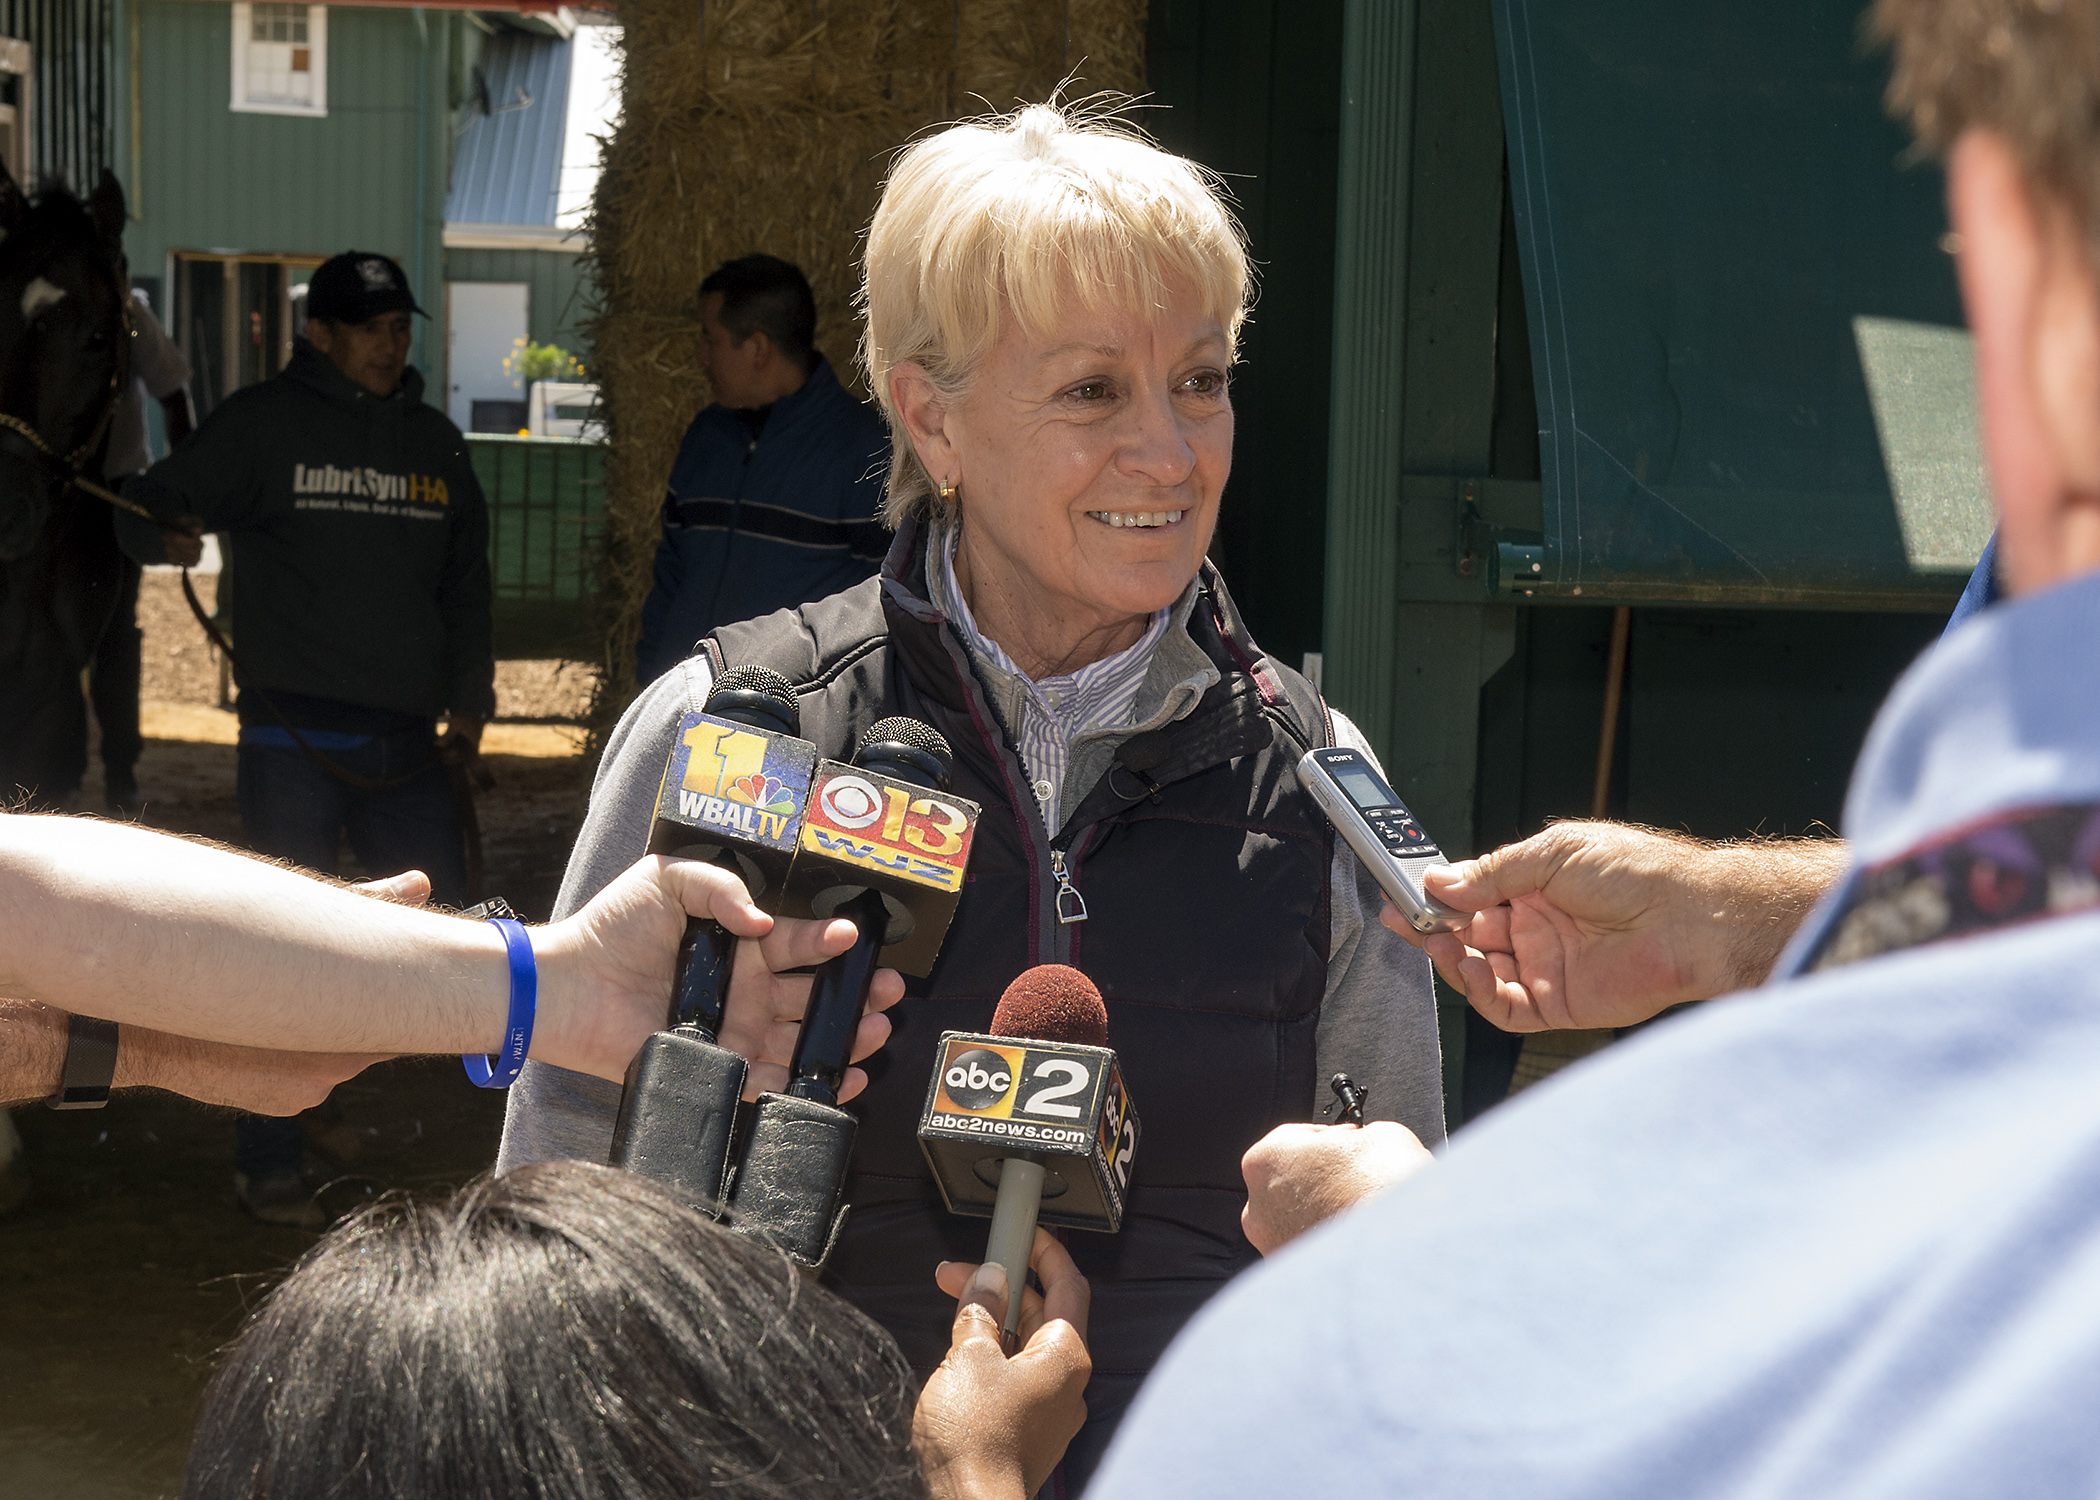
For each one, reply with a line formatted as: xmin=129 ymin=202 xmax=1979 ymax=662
xmin=495 ymin=658 xmax=714 ymax=1172
xmin=1314 ymin=711 xmax=1448 ymax=1148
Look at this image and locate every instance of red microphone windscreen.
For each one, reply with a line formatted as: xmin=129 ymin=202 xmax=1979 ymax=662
xmin=989 ymin=964 xmax=1108 ymax=1049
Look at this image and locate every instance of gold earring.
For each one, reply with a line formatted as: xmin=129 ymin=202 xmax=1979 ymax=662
xmin=936 ymin=479 xmax=959 ymax=505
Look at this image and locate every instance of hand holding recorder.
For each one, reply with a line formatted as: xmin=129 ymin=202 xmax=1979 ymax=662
xmin=1382 ymin=820 xmax=1849 ymax=1032
xmin=1239 ymin=1119 xmax=1435 ymax=1255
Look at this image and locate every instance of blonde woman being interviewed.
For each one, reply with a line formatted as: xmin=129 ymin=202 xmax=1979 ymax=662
xmin=500 ymin=102 xmax=1444 ymax=1485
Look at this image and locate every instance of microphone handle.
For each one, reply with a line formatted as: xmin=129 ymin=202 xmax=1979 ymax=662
xmin=983 ymin=1157 xmax=1045 ymax=1352
xmin=611 ymin=881 xmax=743 ymax=1207
xmin=785 ymin=886 xmax=891 ymax=1105
xmin=668 ymin=913 xmax=736 ymax=1039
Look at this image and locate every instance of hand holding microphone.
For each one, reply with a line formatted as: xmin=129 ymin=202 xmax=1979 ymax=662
xmin=919 ymin=964 xmax=1139 ymax=1351
xmin=725 ymin=716 xmax=983 ymax=1267
xmin=609 ymin=666 xmax=821 ymax=1207
xmin=917 ymin=1229 xmax=1093 ymax=1500
xmin=649 ymin=666 xmax=814 ymax=1037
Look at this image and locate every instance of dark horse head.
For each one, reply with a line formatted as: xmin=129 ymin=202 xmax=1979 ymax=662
xmin=0 ymin=163 xmax=129 ymax=561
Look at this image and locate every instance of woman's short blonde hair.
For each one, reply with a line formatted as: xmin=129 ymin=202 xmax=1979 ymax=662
xmin=860 ymin=102 xmax=1252 ymax=527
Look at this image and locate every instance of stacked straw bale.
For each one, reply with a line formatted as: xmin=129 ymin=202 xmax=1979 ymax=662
xmin=582 ymin=0 xmax=1147 ymax=731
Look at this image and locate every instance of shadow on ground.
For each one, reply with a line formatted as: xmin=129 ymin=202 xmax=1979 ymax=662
xmin=0 ymin=1060 xmax=506 ymax=1498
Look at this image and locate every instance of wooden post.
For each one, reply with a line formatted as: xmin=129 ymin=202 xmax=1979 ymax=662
xmin=1589 ymin=605 xmax=1630 ymax=819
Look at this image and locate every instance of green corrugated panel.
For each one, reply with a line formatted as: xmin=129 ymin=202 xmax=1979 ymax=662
xmin=1490 ymin=0 xmax=1984 ymax=606
xmin=126 ymin=3 xmax=426 ymax=286
xmin=468 ymin=434 xmax=605 ymax=660
xmin=1322 ymin=0 xmax=1418 ymax=765
xmin=2 ymin=0 xmax=116 ymax=188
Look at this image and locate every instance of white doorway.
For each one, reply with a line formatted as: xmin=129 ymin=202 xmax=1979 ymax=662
xmin=445 ymin=281 xmax=529 ymax=431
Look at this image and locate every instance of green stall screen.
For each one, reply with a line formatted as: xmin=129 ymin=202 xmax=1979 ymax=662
xmin=1493 ymin=0 xmax=1991 ymax=607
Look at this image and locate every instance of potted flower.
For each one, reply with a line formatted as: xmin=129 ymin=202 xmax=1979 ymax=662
xmin=503 ymin=339 xmax=593 ymax=437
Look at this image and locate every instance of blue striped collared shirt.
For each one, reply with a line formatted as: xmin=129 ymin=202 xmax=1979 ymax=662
xmin=929 ymin=526 xmax=1169 ymax=829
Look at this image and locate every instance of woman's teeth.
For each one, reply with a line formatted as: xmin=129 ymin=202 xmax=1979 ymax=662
xmin=1088 ymin=510 xmax=1184 ymax=529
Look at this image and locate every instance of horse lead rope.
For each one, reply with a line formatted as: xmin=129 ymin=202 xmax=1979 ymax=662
xmin=0 ymin=413 xmax=146 ymax=519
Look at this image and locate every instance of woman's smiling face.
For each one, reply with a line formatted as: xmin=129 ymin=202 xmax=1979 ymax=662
xmin=911 ymin=288 xmax=1234 ymax=641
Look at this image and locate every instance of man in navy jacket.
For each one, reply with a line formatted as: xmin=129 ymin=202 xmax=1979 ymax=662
xmin=636 ymin=255 xmax=889 ymax=684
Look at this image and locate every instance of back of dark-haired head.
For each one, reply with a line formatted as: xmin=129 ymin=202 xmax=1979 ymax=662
xmin=182 ymin=1160 xmax=927 ymax=1500
xmin=700 ymin=254 xmax=818 ymax=371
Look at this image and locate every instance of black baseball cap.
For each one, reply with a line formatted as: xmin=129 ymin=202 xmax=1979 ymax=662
xmin=306 ymin=251 xmax=427 ymax=324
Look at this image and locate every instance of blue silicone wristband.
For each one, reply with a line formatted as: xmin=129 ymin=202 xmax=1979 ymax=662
xmin=464 ymin=917 xmax=536 ymax=1089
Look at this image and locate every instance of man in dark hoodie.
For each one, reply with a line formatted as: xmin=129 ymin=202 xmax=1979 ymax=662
xmin=634 ymin=254 xmax=890 ymax=685
xmin=117 ymin=250 xmax=494 ymax=1225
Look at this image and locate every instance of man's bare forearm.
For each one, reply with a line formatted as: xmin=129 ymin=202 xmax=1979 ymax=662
xmin=1691 ymin=835 xmax=1852 ymax=991
xmin=1 ymin=998 xmax=374 ymax=1114
xmin=0 ymin=814 xmax=782 ymax=1086
xmin=0 ymin=1000 xmax=68 ymax=1106
xmin=0 ymin=816 xmax=514 ymax=1056
xmin=1404 ymin=821 xmax=1856 ymax=1033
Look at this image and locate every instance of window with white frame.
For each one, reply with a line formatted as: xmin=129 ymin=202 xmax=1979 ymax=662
xmin=230 ymin=3 xmax=326 ymax=117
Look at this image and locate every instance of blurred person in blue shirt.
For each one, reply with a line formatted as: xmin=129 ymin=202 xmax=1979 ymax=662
xmin=1092 ymin=3 xmax=2100 ymax=1496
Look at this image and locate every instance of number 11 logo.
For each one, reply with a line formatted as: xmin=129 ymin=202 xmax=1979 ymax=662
xmin=682 ymin=722 xmax=768 ymax=799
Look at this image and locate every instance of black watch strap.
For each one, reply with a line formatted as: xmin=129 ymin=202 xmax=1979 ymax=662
xmin=46 ymin=1014 xmax=119 ymax=1110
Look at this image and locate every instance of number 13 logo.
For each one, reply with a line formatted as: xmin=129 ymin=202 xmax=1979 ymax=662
xmin=869 ymin=786 xmax=970 ymax=858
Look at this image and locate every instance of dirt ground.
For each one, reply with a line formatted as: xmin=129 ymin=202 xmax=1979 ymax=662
xmin=0 ymin=570 xmax=602 ymax=1499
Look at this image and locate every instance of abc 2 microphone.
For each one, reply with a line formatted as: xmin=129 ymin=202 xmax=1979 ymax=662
xmin=917 ymin=965 xmax=1140 ymax=1349
xmin=609 ymin=666 xmax=817 ymax=1210
xmin=724 ymin=717 xmax=982 ymax=1269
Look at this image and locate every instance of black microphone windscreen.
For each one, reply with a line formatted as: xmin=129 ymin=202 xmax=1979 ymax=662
xmin=990 ymin=964 xmax=1108 ymax=1049
xmin=863 ymin=715 xmax=952 ymax=763
xmin=713 ymin=663 xmax=796 ymax=705
xmin=707 ymin=666 xmax=800 ymax=732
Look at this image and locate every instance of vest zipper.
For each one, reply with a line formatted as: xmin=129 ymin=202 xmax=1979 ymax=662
xmin=1049 ymin=846 xmax=1088 ymax=925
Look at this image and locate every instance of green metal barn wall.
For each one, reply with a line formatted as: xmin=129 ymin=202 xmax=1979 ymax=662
xmin=442 ymin=246 xmax=593 ymax=355
xmin=120 ymin=0 xmax=449 ymax=378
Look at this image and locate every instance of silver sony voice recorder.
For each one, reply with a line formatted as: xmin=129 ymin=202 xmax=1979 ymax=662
xmin=1296 ymin=747 xmax=1469 ymax=935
